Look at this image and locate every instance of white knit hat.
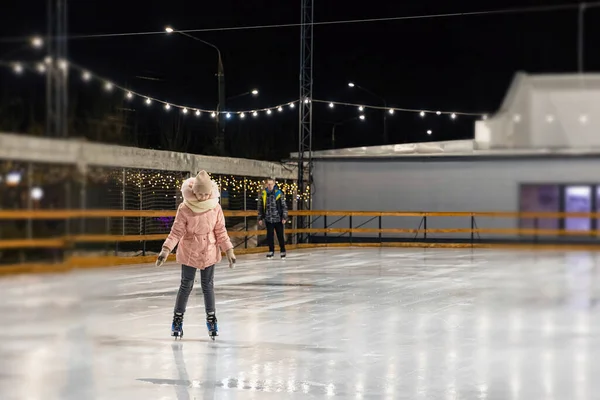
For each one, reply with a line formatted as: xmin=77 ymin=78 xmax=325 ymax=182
xmin=192 ymin=170 xmax=212 ymax=195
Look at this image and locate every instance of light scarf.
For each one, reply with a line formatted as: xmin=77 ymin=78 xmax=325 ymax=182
xmin=183 ymin=197 xmax=219 ymax=213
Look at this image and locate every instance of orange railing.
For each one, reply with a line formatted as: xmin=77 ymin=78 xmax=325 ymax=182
xmin=2 ymin=209 xmax=600 ymax=274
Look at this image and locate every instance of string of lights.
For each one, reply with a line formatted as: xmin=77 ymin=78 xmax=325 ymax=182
xmin=2 ymin=59 xmax=486 ymax=119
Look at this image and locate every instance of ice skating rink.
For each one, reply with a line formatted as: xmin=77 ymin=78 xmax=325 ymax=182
xmin=1 ymin=248 xmax=598 ymax=399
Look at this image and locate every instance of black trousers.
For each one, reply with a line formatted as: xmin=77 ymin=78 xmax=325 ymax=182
xmin=266 ymin=221 xmax=286 ymax=253
xmin=174 ymin=264 xmax=215 ymax=315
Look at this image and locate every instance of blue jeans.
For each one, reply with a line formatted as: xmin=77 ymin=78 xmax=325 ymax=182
xmin=174 ymin=264 xmax=215 ymax=315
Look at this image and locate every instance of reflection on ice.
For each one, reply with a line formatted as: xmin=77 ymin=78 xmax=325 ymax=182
xmin=0 ymin=248 xmax=597 ymax=399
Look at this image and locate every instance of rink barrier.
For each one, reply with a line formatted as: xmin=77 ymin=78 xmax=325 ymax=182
xmin=4 ymin=209 xmax=600 ymax=274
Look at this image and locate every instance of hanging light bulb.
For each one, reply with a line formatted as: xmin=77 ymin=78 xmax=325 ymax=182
xmin=359 ymin=115 xmax=366 ymax=120
xmin=420 ymin=111 xmax=426 ymax=117
xmin=240 ymin=113 xmax=246 ymax=119
xmin=195 ymin=110 xmax=201 ymax=116
xmin=358 ymin=106 xmax=364 ymax=111
xmin=165 ymin=103 xmax=171 ymax=110
xmin=211 ymin=112 xmax=216 ymax=118
xmin=126 ymin=92 xmax=133 ymax=99
xmin=427 ymin=130 xmax=432 ymax=135
xmin=13 ymin=63 xmax=23 ymax=74
xmin=278 ymin=106 xmax=283 ymax=112
xmin=31 ymin=36 xmax=43 ymax=49
xmin=145 ymin=98 xmax=152 ymax=105
xmin=82 ymin=71 xmax=91 ymax=81
xmin=451 ymin=113 xmax=457 ymax=120
xmin=36 ymin=63 xmax=46 ymax=73
xmin=226 ymin=112 xmax=232 ymax=119
xmin=182 ymin=108 xmax=188 ymax=114
xmin=436 ymin=111 xmax=441 ymax=116
xmin=104 ymin=82 xmax=113 ymax=91
xmin=267 ymin=109 xmax=272 ymax=115
xmin=290 ymin=103 xmax=295 ymax=108
xmin=253 ymin=111 xmax=258 ymax=117
xmin=388 ymin=109 xmax=395 ymax=115
xmin=329 ymin=102 xmax=335 ymax=108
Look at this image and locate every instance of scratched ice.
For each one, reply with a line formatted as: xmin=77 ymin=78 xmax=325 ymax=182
xmin=0 ymin=248 xmax=597 ymax=399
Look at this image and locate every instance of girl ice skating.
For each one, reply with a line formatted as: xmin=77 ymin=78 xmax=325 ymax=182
xmin=155 ymin=170 xmax=236 ymax=340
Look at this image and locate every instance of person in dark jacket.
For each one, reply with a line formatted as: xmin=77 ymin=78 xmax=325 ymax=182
xmin=258 ymin=178 xmax=288 ymax=259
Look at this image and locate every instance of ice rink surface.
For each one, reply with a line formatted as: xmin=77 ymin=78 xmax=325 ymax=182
xmin=1 ymin=248 xmax=599 ymax=399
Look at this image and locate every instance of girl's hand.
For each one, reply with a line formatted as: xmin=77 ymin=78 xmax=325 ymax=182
xmin=156 ymin=247 xmax=170 ymax=267
xmin=226 ymin=248 xmax=236 ymax=269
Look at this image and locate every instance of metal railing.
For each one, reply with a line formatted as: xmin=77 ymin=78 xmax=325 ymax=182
xmin=3 ymin=209 xmax=600 ymax=274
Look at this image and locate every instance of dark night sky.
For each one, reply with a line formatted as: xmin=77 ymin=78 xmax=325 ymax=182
xmin=1 ymin=0 xmax=598 ymax=159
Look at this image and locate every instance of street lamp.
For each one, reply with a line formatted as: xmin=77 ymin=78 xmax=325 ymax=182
xmin=331 ymin=116 xmax=365 ymax=149
xmin=227 ymin=89 xmax=259 ymax=101
xmin=165 ymin=26 xmax=226 ymax=153
xmin=348 ymin=81 xmax=388 ymax=144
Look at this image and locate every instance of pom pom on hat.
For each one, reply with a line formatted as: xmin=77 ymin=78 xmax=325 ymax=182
xmin=192 ymin=170 xmax=212 ymax=195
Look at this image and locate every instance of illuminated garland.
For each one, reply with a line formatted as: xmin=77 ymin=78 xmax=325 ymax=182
xmin=3 ymin=60 xmax=485 ymax=119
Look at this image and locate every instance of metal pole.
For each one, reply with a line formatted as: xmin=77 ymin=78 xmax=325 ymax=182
xmin=578 ymin=3 xmax=586 ymax=73
xmin=243 ymin=178 xmax=248 ymax=249
xmin=27 ymin=163 xmax=33 ymax=240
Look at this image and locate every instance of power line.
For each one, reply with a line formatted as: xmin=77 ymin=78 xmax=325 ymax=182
xmin=1 ymin=2 xmax=598 ymax=43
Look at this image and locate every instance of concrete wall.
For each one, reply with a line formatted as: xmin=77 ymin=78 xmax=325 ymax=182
xmin=0 ymin=132 xmax=299 ymax=180
xmin=311 ymin=157 xmax=600 ymax=240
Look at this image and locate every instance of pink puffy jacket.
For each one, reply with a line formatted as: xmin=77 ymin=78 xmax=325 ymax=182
xmin=162 ymin=178 xmax=233 ymax=270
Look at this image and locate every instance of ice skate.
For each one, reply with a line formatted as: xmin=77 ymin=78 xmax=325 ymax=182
xmin=171 ymin=312 xmax=184 ymax=339
xmin=206 ymin=313 xmax=218 ymax=340
xmin=266 ymin=252 xmax=274 ymax=259
xmin=280 ymin=252 xmax=286 ymax=259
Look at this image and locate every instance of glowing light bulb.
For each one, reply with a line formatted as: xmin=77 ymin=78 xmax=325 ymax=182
xmin=348 ymin=82 xmax=355 ymax=87
xmin=31 ymin=36 xmax=43 ymax=48
xmin=359 ymin=115 xmax=365 ymax=120
xmin=36 ymin=63 xmax=46 ymax=73
xmin=126 ymin=92 xmax=133 ymax=99
xmin=290 ymin=103 xmax=295 ymax=108
xmin=251 ymin=89 xmax=259 ymax=96
xmin=278 ymin=107 xmax=283 ymax=112
xmin=31 ymin=187 xmax=43 ymax=200
xmin=145 ymin=98 xmax=152 ymax=105
xmin=182 ymin=108 xmax=188 ymax=114
xmin=226 ymin=112 xmax=232 ymax=119
xmin=267 ymin=109 xmax=272 ymax=115
xmin=420 ymin=111 xmax=425 ymax=117
xmin=329 ymin=102 xmax=334 ymax=108
xmin=451 ymin=113 xmax=457 ymax=120
xmin=211 ymin=112 xmax=216 ymax=118
xmin=240 ymin=113 xmax=246 ymax=119
xmin=13 ymin=63 xmax=23 ymax=74
xmin=82 ymin=71 xmax=91 ymax=81
xmin=389 ymin=109 xmax=395 ymax=115
xmin=436 ymin=111 xmax=441 ymax=115
xmin=253 ymin=111 xmax=258 ymax=117
xmin=304 ymin=98 xmax=309 ymax=104
xmin=165 ymin=27 xmax=174 ymax=33
xmin=104 ymin=82 xmax=113 ymax=91
xmin=427 ymin=130 xmax=432 ymax=135
xmin=165 ymin=103 xmax=171 ymax=110
xmin=195 ymin=110 xmax=201 ymax=116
